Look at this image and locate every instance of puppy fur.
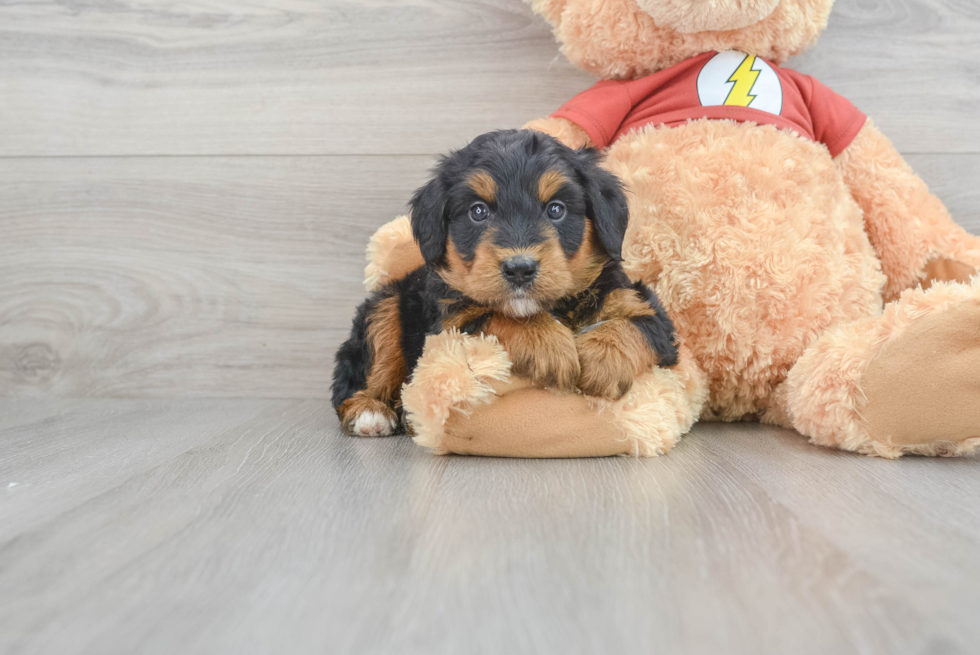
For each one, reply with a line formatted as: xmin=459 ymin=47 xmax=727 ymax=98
xmin=332 ymin=130 xmax=678 ymax=436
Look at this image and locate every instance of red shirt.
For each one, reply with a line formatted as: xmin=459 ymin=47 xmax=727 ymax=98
xmin=552 ymin=51 xmax=866 ymax=157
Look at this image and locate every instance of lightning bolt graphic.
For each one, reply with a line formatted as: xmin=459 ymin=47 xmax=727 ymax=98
xmin=724 ymin=55 xmax=761 ymax=107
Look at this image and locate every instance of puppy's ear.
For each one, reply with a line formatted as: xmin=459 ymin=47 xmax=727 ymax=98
xmin=574 ymin=148 xmax=629 ymax=261
xmin=409 ymin=173 xmax=449 ymax=265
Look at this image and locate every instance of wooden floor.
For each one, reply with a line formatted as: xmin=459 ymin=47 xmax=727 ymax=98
xmin=1 ymin=399 xmax=979 ymax=655
xmin=2 ymin=0 xmax=980 ymax=652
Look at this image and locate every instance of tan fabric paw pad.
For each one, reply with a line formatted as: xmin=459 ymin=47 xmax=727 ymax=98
xmin=861 ymin=298 xmax=980 ymax=450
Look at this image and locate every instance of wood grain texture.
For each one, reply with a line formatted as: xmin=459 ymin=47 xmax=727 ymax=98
xmin=1 ymin=399 xmax=978 ymax=654
xmin=906 ymin=154 xmax=980 ymax=234
xmin=0 ymin=0 xmax=590 ymax=157
xmin=1 ymin=0 xmax=979 ymax=157
xmin=0 ymin=156 xmax=430 ymax=397
xmin=1 ymin=154 xmax=976 ymax=398
xmin=793 ymin=0 xmax=980 ymax=154
xmin=0 ymin=399 xmax=273 ymax=539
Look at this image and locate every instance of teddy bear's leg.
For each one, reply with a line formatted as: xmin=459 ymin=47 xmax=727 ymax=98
xmin=765 ymin=278 xmax=980 ymax=458
xmin=836 ymin=120 xmax=980 ymax=302
xmin=402 ymin=331 xmax=709 ymax=458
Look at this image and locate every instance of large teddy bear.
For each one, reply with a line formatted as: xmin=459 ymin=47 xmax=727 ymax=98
xmin=363 ymin=0 xmax=980 ymax=458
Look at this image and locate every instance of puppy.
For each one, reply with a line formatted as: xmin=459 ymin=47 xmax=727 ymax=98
xmin=332 ymin=130 xmax=678 ymax=437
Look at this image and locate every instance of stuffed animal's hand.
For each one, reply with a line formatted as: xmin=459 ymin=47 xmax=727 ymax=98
xmin=522 ymin=116 xmax=593 ymax=150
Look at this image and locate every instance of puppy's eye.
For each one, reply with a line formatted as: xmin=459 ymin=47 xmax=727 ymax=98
xmin=469 ymin=202 xmax=490 ymax=222
xmin=546 ymin=201 xmax=566 ymax=221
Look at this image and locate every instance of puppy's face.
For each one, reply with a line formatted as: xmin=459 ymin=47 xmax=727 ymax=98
xmin=411 ymin=130 xmax=629 ymax=317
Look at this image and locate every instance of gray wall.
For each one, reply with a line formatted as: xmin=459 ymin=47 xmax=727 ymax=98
xmin=1 ymin=0 xmax=978 ymax=398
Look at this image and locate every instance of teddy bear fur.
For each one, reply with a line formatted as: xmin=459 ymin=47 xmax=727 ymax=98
xmin=367 ymin=0 xmax=980 ymax=458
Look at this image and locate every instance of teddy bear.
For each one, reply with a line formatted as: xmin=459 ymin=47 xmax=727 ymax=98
xmin=361 ymin=0 xmax=980 ymax=459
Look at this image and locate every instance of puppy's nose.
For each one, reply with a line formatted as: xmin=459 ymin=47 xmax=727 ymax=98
xmin=500 ymin=256 xmax=539 ymax=288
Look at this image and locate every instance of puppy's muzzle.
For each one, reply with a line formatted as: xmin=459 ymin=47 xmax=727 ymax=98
xmin=500 ymin=256 xmax=539 ymax=289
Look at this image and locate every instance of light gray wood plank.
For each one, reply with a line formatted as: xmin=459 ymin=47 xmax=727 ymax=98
xmin=1 ymin=0 xmax=978 ymax=157
xmin=0 ymin=399 xmax=281 ymax=540
xmin=906 ymin=153 xmax=980 ymax=234
xmin=0 ymin=399 xmax=449 ymax=655
xmin=0 ymin=0 xmax=590 ymax=157
xmin=791 ymin=0 xmax=980 ymax=154
xmin=1 ymin=399 xmax=978 ymax=654
xmin=1 ymin=154 xmax=976 ymax=399
xmin=0 ymin=155 xmax=432 ymax=398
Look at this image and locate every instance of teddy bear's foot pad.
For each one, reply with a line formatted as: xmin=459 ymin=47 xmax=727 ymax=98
xmin=861 ymin=297 xmax=980 ymax=453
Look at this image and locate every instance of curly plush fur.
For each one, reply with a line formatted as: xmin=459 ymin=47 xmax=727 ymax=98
xmin=363 ymin=215 xmax=423 ymax=291
xmin=835 ymin=121 xmax=980 ymax=301
xmin=528 ymin=0 xmax=832 ymax=80
xmin=402 ymin=326 xmax=706 ymax=458
xmin=766 ymin=277 xmax=980 ymax=459
xmin=605 ymin=119 xmax=885 ymax=421
xmin=367 ymin=0 xmax=980 ymax=458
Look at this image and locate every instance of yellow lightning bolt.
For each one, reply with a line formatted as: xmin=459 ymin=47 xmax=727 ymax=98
xmin=724 ymin=55 xmax=761 ymax=107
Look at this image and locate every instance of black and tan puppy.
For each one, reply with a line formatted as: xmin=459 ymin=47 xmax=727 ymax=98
xmin=332 ymin=130 xmax=677 ymax=437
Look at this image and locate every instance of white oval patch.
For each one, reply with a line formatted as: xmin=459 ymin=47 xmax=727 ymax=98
xmin=696 ymin=51 xmax=783 ymax=115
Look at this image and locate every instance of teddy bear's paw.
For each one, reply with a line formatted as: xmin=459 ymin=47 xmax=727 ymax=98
xmin=401 ymin=329 xmax=512 ymax=453
xmin=363 ymin=215 xmax=424 ymax=292
xmin=340 ymin=396 xmax=400 ymax=438
xmin=860 ymin=290 xmax=980 ymax=456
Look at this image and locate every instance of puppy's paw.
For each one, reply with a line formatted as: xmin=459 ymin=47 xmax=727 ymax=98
xmin=515 ymin=345 xmax=581 ymax=393
xmin=352 ymin=410 xmax=398 ymax=437
xmin=509 ymin=323 xmax=580 ymax=393
xmin=575 ymin=325 xmax=641 ymax=400
xmin=339 ymin=396 xmax=400 ymax=437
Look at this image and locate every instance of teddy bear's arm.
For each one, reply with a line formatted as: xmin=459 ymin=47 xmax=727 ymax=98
xmin=522 ymin=116 xmax=593 ymax=150
xmin=835 ymin=119 xmax=980 ymax=301
xmin=403 ymin=330 xmax=708 ymax=458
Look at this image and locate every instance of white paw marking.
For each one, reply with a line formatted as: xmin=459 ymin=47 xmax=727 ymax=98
xmin=504 ymin=296 xmax=541 ymax=318
xmin=353 ymin=410 xmax=396 ymax=437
